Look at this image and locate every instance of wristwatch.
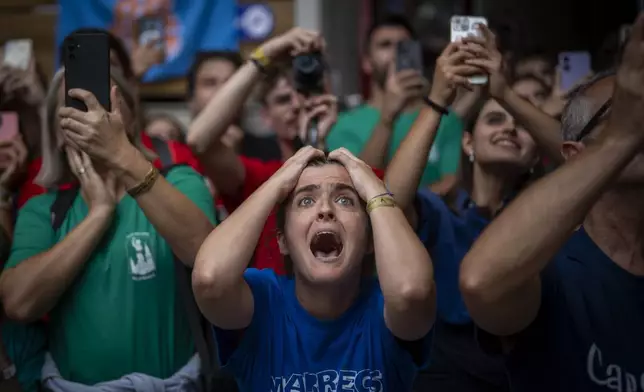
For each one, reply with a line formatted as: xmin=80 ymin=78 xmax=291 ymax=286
xmin=1 ymin=364 xmax=16 ymax=381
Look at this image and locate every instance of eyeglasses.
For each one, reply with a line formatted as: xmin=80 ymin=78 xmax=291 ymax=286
xmin=574 ymin=98 xmax=612 ymax=142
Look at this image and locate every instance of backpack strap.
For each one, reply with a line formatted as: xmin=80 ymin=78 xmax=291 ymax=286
xmin=150 ymin=136 xmax=173 ymax=168
xmin=150 ymin=136 xmax=221 ymax=387
xmin=50 ymin=187 xmax=80 ymax=231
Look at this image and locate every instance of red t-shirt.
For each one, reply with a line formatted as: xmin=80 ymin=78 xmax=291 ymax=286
xmin=220 ymin=156 xmax=386 ymax=275
xmin=16 ymin=135 xmax=202 ymax=209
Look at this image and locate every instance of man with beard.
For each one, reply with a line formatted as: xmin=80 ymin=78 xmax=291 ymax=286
xmin=326 ymin=15 xmax=464 ymax=191
xmin=459 ymin=13 xmax=644 ymax=391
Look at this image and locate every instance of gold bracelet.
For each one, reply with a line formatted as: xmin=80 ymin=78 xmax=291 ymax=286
xmin=366 ymin=195 xmax=396 ymax=214
xmin=127 ymin=165 xmax=159 ymax=198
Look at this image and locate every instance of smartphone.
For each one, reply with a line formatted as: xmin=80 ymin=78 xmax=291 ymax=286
xmin=450 ymin=15 xmax=488 ymax=85
xmin=0 ymin=112 xmax=18 ymax=140
xmin=63 ymin=32 xmax=111 ymax=111
xmin=136 ymin=15 xmax=165 ymax=52
xmin=559 ymin=51 xmax=591 ymax=92
xmin=396 ymin=40 xmax=424 ymax=73
xmin=3 ymin=39 xmax=32 ymax=70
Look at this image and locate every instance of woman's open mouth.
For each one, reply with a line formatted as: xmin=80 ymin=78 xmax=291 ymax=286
xmin=309 ymin=231 xmax=344 ymax=262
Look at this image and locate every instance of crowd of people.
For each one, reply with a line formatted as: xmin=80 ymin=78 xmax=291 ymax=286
xmin=0 ymin=7 xmax=642 ymax=392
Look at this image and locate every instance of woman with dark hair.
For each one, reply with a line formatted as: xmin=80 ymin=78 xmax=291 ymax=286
xmin=193 ymin=145 xmax=436 ymax=391
xmin=386 ymin=30 xmax=546 ymax=392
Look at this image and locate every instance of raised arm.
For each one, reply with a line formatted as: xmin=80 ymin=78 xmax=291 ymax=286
xmin=359 ymin=64 xmax=426 ymax=168
xmin=459 ymin=17 xmax=644 ymax=336
xmin=0 ymin=150 xmax=115 ymax=322
xmin=192 ymin=147 xmax=324 ymax=330
xmin=187 ymin=28 xmax=323 ymax=196
xmin=463 ymin=25 xmax=563 ymax=165
xmin=60 ymin=88 xmax=214 ymax=266
xmin=386 ymin=42 xmax=477 ymax=218
xmin=331 ymin=148 xmax=435 ymax=341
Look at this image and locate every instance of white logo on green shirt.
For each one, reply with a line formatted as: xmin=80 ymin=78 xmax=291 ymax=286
xmin=127 ymin=232 xmax=157 ymax=281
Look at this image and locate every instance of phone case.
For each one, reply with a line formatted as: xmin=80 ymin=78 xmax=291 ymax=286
xmin=63 ymin=32 xmax=111 ymax=111
xmin=0 ymin=112 xmax=19 ymax=140
xmin=137 ymin=16 xmax=166 ymax=51
xmin=3 ymin=39 xmax=32 ymax=70
xmin=450 ymin=16 xmax=488 ymax=85
xmin=559 ymin=52 xmax=591 ymax=92
xmin=396 ymin=40 xmax=424 ymax=72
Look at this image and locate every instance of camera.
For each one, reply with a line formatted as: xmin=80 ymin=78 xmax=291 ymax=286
xmin=292 ymin=52 xmax=325 ymax=96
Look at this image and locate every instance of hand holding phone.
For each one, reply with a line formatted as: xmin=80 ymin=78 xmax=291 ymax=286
xmin=396 ymin=40 xmax=424 ymax=73
xmin=3 ymin=39 xmax=32 ymax=71
xmin=451 ymin=15 xmax=488 ymax=85
xmin=63 ymin=32 xmax=111 ymax=111
xmin=558 ymin=51 xmax=592 ymax=92
xmin=131 ymin=15 xmax=166 ymax=78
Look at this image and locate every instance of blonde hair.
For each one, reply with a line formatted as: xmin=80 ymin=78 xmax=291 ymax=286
xmin=35 ymin=68 xmax=155 ymax=188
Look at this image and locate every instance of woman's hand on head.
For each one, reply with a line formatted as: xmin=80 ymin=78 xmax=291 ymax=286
xmin=328 ymin=148 xmax=387 ymax=201
xmin=267 ymin=146 xmax=325 ymax=201
xmin=66 ymin=147 xmax=118 ymax=214
xmin=58 ymin=86 xmax=134 ymax=169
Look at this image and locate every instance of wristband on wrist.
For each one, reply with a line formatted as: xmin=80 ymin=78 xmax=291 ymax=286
xmin=366 ymin=195 xmax=396 ymax=214
xmin=250 ymin=47 xmax=270 ymax=73
xmin=127 ymin=165 xmax=159 ymax=198
xmin=423 ymin=97 xmax=449 ymax=115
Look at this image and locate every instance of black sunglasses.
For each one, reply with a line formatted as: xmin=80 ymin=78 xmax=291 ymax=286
xmin=575 ymin=98 xmax=612 ymax=141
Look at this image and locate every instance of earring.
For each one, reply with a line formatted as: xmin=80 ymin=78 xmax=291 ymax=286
xmin=529 ymin=167 xmax=535 ymax=174
xmin=469 ymin=152 xmax=475 ymax=163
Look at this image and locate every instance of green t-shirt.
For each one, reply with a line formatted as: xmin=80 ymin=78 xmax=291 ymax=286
xmin=326 ymin=105 xmax=464 ymax=186
xmin=2 ymin=321 xmax=46 ymax=392
xmin=6 ymin=166 xmax=216 ymax=385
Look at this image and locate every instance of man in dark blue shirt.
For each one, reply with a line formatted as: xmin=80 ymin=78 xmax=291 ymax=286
xmin=460 ymin=14 xmax=644 ymax=392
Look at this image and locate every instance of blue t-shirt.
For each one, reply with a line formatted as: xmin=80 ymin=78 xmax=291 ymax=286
xmin=415 ymin=190 xmax=507 ymax=388
xmin=215 ymin=268 xmax=433 ymax=392
xmin=506 ymin=228 xmax=644 ymax=391
xmin=416 ymin=189 xmax=490 ymax=325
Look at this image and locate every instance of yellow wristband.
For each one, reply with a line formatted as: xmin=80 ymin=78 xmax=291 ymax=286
xmin=366 ymin=195 xmax=396 ymax=214
xmin=250 ymin=47 xmax=270 ymax=68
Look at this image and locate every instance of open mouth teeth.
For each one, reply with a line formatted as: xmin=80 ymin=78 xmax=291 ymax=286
xmin=310 ymin=231 xmax=343 ymax=260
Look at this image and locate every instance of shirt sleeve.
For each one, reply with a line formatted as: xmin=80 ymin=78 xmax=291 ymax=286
xmin=6 ymin=195 xmax=56 ymax=270
xmin=437 ymin=112 xmax=465 ymax=177
xmin=221 ymin=156 xmax=282 ymax=213
xmin=326 ymin=123 xmax=366 ymax=156
xmin=371 ymin=283 xmax=434 ymax=372
xmin=214 ymin=268 xmax=280 ymax=369
xmin=414 ymin=189 xmax=448 ymax=249
xmin=165 ymin=166 xmax=217 ymax=225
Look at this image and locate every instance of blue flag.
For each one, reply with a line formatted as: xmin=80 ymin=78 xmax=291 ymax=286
xmin=56 ymin=0 xmax=239 ymax=82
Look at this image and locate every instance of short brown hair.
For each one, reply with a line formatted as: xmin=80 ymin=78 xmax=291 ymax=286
xmin=255 ymin=64 xmax=293 ymax=105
